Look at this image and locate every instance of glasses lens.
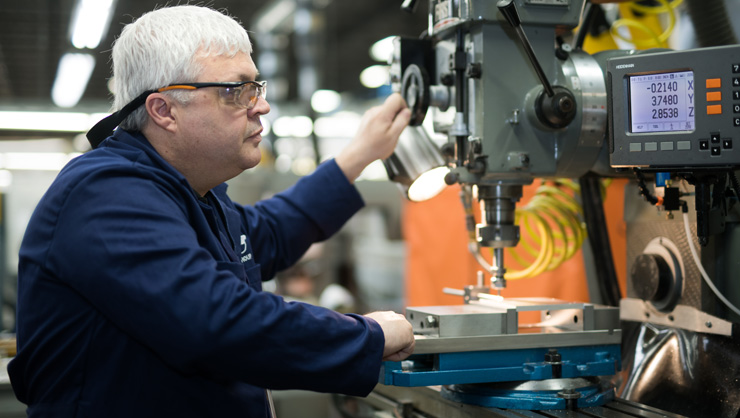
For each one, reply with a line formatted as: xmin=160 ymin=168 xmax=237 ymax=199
xmin=219 ymin=86 xmax=239 ymax=103
xmin=239 ymin=82 xmax=267 ymax=109
xmin=244 ymin=84 xmax=259 ymax=109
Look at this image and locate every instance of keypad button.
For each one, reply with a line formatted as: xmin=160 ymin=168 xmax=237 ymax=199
xmin=734 ymin=64 xmax=740 ymax=73
xmin=711 ymin=146 xmax=722 ymax=156
xmin=735 ymin=117 xmax=740 ymax=127
xmin=734 ymin=91 xmax=740 ymax=100
xmin=734 ymin=78 xmax=740 ymax=87
xmin=707 ymin=78 xmax=722 ymax=89
xmin=700 ymin=140 xmax=709 ymax=150
xmin=734 ymin=104 xmax=740 ymax=113
xmin=711 ymin=132 xmax=721 ymax=143
xmin=723 ymin=139 xmax=733 ymax=149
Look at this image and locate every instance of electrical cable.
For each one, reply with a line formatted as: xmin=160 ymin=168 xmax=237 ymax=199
xmin=506 ymin=181 xmax=586 ymax=279
xmin=580 ymin=176 xmax=621 ymax=306
xmin=728 ymin=170 xmax=740 ymax=201
xmin=682 ymin=209 xmax=740 ymax=318
xmin=685 ymin=0 xmax=738 ymax=47
xmin=573 ymin=1 xmax=596 ymax=51
xmin=634 ymin=168 xmax=660 ymax=205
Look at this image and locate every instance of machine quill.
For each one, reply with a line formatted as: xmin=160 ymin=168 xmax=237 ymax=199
xmin=354 ymin=0 xmax=740 ymax=417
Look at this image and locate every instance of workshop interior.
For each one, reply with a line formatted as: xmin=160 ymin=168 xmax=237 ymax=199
xmin=1 ymin=0 xmax=740 ymax=417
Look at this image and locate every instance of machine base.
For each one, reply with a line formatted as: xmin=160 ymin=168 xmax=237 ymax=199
xmin=441 ymin=377 xmax=614 ymax=410
xmin=343 ymin=384 xmax=689 ymax=418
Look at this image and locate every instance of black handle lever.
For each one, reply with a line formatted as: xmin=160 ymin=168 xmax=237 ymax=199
xmin=496 ymin=0 xmax=555 ymax=98
xmin=401 ymin=0 xmax=418 ymax=13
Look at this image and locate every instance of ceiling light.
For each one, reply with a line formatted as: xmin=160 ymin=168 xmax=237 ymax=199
xmin=254 ymin=0 xmax=297 ymax=33
xmin=0 ymin=170 xmax=12 ymax=189
xmin=360 ymin=65 xmax=390 ymax=89
xmin=51 ymin=53 xmax=96 ymax=108
xmin=0 ymin=111 xmax=107 ymax=132
xmin=314 ymin=112 xmax=361 ymax=138
xmin=273 ymin=116 xmax=313 ymax=138
xmin=310 ymin=90 xmax=342 ymax=114
xmin=1 ymin=152 xmax=81 ymax=171
xmin=70 ymin=0 xmax=117 ymax=49
xmin=369 ymin=36 xmax=395 ymax=63
xmin=260 ymin=117 xmax=272 ymax=136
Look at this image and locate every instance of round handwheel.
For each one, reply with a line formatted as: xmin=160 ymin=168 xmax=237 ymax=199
xmin=401 ymin=64 xmax=430 ymax=126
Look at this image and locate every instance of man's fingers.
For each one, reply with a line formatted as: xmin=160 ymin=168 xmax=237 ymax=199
xmin=389 ymin=108 xmax=411 ymax=138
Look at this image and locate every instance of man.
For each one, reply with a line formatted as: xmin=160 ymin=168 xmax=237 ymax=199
xmin=9 ymin=5 xmax=414 ymax=417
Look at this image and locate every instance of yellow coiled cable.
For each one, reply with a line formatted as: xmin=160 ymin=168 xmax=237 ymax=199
xmin=463 ymin=179 xmax=609 ymax=281
xmin=611 ymin=0 xmax=683 ymax=49
xmin=504 ymin=180 xmax=587 ymax=280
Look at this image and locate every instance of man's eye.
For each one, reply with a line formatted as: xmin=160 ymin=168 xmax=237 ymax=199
xmin=221 ymin=88 xmax=238 ymax=99
xmin=243 ymin=85 xmax=257 ymax=97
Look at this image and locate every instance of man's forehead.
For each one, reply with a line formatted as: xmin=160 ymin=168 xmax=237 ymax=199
xmin=195 ymin=51 xmax=258 ymax=80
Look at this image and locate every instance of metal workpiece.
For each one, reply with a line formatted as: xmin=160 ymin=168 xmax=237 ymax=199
xmin=409 ymin=329 xmax=621 ymax=355
xmin=353 ymin=385 xmax=690 ymax=418
xmin=406 ymin=298 xmax=620 ymax=338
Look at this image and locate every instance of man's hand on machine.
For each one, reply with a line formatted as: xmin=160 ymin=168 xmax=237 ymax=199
xmin=364 ymin=311 xmax=416 ymax=362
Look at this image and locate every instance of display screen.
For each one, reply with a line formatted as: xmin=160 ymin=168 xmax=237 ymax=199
xmin=629 ymin=70 xmax=695 ymax=133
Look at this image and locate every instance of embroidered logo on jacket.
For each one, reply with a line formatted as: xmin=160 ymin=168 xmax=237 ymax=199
xmin=240 ymin=234 xmax=252 ymax=263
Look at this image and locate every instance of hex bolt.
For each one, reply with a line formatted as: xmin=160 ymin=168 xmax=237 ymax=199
xmin=545 ymin=349 xmax=562 ymax=378
xmin=425 ymin=316 xmax=438 ymax=328
xmin=557 ymin=388 xmax=581 ymax=410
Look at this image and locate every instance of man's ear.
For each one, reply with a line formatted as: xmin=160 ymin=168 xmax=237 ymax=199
xmin=145 ymin=93 xmax=177 ymax=132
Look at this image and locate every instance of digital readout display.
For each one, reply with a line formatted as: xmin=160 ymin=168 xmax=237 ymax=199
xmin=629 ymin=71 xmax=695 ymax=133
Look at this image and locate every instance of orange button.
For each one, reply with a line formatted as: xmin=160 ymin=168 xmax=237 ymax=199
xmin=708 ymin=104 xmax=723 ymax=115
xmin=707 ymin=91 xmax=723 ymax=102
xmin=707 ymin=78 xmax=722 ymax=89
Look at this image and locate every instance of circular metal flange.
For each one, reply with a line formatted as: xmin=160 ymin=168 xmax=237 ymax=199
xmin=440 ymin=377 xmax=615 ymax=410
xmin=631 ymin=237 xmax=684 ymax=312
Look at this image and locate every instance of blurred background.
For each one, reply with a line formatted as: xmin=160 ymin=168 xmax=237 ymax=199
xmin=0 ymin=1 xmax=428 ymax=415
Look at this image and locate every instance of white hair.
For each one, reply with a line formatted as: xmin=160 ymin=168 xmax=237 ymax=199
xmin=111 ymin=5 xmax=252 ymax=130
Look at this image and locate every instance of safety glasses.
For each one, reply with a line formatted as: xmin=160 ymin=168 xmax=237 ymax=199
xmin=159 ymin=81 xmax=267 ymax=110
xmin=86 ymin=81 xmax=267 ymax=149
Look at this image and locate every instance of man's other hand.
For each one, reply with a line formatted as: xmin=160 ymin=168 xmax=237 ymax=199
xmin=365 ymin=310 xmax=415 ymax=362
xmin=336 ymin=93 xmax=411 ymax=183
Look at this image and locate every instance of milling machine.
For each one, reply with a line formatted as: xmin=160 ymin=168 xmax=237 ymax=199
xmin=353 ymin=0 xmax=740 ymax=417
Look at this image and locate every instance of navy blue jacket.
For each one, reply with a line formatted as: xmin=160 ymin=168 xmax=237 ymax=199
xmin=9 ymin=130 xmax=384 ymax=417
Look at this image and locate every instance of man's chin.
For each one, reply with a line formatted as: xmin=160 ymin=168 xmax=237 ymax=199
xmin=242 ymin=152 xmax=262 ymax=170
